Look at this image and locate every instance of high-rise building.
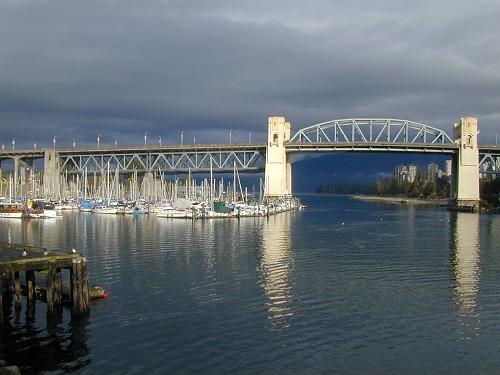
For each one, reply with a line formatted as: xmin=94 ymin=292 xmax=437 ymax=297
xmin=427 ymin=163 xmax=439 ymax=183
xmin=408 ymin=165 xmax=417 ymax=183
xmin=445 ymin=159 xmax=452 ymax=177
xmin=394 ymin=164 xmax=417 ymax=184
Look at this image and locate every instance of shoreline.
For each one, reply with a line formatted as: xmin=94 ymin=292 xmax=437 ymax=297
xmin=349 ymin=194 xmax=447 ymax=205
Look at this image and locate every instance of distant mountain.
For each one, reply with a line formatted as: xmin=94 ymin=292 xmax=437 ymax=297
xmin=291 ymin=153 xmax=449 ymax=193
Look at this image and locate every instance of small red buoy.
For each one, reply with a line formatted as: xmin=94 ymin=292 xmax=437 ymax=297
xmin=103 ymin=292 xmax=110 ymax=299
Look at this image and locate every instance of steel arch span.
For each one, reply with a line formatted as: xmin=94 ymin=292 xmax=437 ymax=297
xmin=289 ymin=118 xmax=454 ymax=145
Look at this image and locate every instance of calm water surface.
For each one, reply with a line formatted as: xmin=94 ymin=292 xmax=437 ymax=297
xmin=1 ymin=195 xmax=499 ymax=374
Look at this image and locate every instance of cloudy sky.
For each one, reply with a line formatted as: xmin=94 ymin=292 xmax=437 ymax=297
xmin=1 ymin=0 xmax=499 ymax=149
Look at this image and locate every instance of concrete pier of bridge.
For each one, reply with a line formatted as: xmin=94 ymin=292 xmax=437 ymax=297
xmin=263 ymin=116 xmax=292 ymax=199
xmin=449 ymin=117 xmax=480 ymax=210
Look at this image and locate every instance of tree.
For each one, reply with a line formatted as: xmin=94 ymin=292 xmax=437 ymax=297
xmin=423 ymin=182 xmax=436 ymax=197
xmin=375 ymin=179 xmax=384 ymax=195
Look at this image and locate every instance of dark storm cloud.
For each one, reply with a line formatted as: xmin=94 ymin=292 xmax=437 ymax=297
xmin=1 ymin=0 xmax=499 ymax=148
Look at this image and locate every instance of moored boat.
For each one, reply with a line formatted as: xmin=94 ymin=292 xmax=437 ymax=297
xmin=28 ymin=201 xmax=57 ymax=218
xmin=92 ymin=205 xmax=118 ymax=214
xmin=0 ymin=203 xmax=24 ymax=218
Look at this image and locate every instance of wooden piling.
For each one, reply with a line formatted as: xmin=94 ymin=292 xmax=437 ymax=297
xmin=70 ymin=261 xmax=78 ymax=315
xmin=53 ymin=268 xmax=62 ymax=308
xmin=46 ymin=269 xmax=55 ymax=314
xmin=14 ymin=271 xmax=20 ymax=305
xmin=81 ymin=260 xmax=90 ymax=314
xmin=70 ymin=260 xmax=89 ymax=316
xmin=26 ymin=270 xmax=36 ymax=303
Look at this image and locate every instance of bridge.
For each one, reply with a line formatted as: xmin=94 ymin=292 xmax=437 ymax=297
xmin=1 ymin=116 xmax=499 ymax=210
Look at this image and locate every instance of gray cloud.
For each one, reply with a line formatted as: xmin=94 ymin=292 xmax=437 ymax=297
xmin=1 ymin=0 xmax=499 ymax=148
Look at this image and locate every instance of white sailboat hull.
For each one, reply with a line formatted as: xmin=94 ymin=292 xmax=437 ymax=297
xmin=0 ymin=212 xmax=23 ymax=218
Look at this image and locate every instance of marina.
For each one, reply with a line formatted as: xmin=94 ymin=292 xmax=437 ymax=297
xmin=0 ymin=161 xmax=305 ymax=220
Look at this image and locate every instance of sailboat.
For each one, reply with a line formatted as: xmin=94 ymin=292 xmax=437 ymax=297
xmin=0 ymin=202 xmax=24 ymax=218
xmin=0 ymin=174 xmax=23 ymax=218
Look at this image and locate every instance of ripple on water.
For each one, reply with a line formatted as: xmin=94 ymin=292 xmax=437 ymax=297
xmin=0 ymin=197 xmax=499 ymax=373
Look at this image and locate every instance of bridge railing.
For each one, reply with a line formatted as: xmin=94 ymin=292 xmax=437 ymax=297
xmin=289 ymin=118 xmax=454 ymax=145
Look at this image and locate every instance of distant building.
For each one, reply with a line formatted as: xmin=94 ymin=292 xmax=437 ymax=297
xmin=445 ymin=159 xmax=452 ymax=177
xmin=408 ymin=165 xmax=417 ymax=183
xmin=427 ymin=163 xmax=439 ymax=183
xmin=394 ymin=164 xmax=417 ymax=184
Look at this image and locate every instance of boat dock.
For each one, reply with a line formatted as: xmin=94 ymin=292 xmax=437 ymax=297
xmin=0 ymin=242 xmax=89 ymax=323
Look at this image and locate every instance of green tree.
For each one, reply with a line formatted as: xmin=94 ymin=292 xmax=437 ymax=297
xmin=423 ymin=182 xmax=436 ymax=197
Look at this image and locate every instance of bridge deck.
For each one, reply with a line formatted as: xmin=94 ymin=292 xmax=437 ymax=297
xmin=284 ymin=142 xmax=460 ymax=154
xmin=0 ymin=143 xmax=498 ymax=162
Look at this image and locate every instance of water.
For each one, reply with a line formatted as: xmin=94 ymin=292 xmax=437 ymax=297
xmin=1 ymin=195 xmax=500 ymax=374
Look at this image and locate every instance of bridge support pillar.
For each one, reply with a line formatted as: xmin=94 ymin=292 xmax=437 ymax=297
xmin=13 ymin=157 xmax=19 ymax=201
xmin=449 ymin=117 xmax=480 ymax=211
xmin=43 ymin=149 xmax=60 ymax=199
xmin=264 ymin=116 xmax=292 ymax=199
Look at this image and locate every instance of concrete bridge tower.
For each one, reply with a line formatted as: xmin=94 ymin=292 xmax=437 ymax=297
xmin=450 ymin=117 xmax=480 ymax=210
xmin=264 ymin=116 xmax=292 ymax=198
xmin=43 ymin=149 xmax=60 ymax=199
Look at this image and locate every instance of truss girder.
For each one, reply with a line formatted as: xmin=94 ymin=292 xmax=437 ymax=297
xmin=479 ymin=153 xmax=500 ymax=174
xmin=58 ymin=149 xmax=265 ymax=174
xmin=290 ymin=118 xmax=454 ymax=145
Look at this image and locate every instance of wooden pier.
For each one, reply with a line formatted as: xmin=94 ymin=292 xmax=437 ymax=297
xmin=0 ymin=242 xmax=89 ymax=322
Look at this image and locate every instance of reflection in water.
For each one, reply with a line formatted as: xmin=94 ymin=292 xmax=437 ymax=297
xmin=0 ymin=309 xmax=90 ymax=374
xmin=260 ymin=213 xmax=294 ymax=331
xmin=0 ymin=217 xmax=91 ymax=373
xmin=450 ymin=212 xmax=480 ymax=339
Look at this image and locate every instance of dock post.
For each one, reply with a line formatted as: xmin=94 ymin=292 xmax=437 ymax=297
xmin=53 ymin=268 xmax=63 ymax=308
xmin=71 ymin=260 xmax=80 ymax=315
xmin=14 ymin=271 xmax=21 ymax=306
xmin=80 ymin=258 xmax=89 ymax=314
xmin=81 ymin=260 xmax=90 ymax=314
xmin=46 ymin=269 xmax=55 ymax=314
xmin=26 ymin=270 xmax=36 ymax=303
xmin=71 ymin=259 xmax=89 ymax=316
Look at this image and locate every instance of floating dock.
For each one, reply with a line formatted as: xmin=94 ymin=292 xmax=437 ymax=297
xmin=0 ymin=242 xmax=89 ymax=322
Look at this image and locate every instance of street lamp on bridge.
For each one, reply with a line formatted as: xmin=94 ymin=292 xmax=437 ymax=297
xmin=144 ymin=132 xmax=148 ymax=146
xmin=97 ymin=134 xmax=100 ymax=149
xmin=34 ymin=141 xmax=37 ymax=150
xmin=158 ymin=136 xmax=162 ymax=147
xmin=12 ymin=138 xmax=16 ymax=150
xmin=53 ymin=136 xmax=57 ymax=150
xmin=181 ymin=131 xmax=184 ymax=145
